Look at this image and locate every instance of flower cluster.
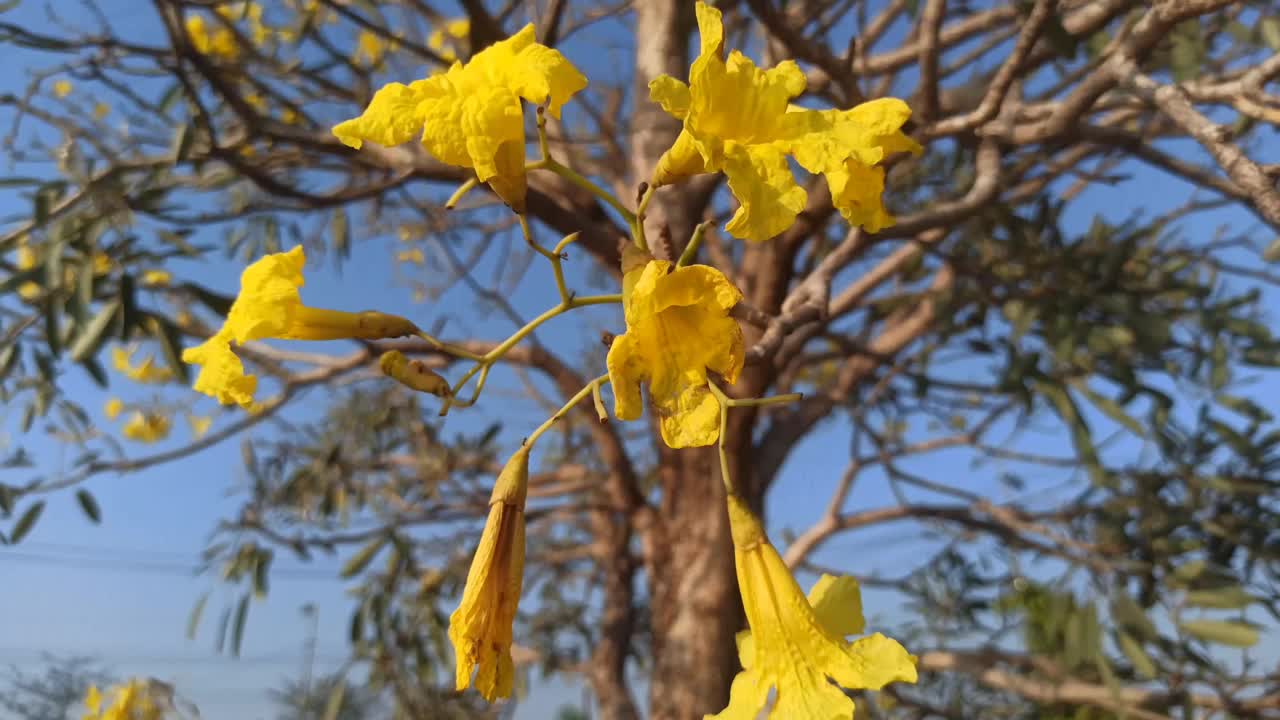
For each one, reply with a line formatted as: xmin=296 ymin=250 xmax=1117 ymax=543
xmin=166 ymin=7 xmax=923 ymax=717
xmin=82 ymin=679 xmax=167 ymax=720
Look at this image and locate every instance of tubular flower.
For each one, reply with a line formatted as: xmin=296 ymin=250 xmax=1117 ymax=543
xmin=112 ymin=347 xmax=174 ymax=384
xmin=710 ymin=495 xmax=917 ymax=720
xmin=184 ymin=14 xmax=239 ymax=60
xmin=332 ymin=24 xmax=587 ymax=213
xmin=121 ymin=411 xmax=172 ymax=444
xmin=450 ymin=447 xmax=530 ymax=701
xmin=607 ymin=249 xmax=743 ymax=448
xmin=649 ymin=1 xmax=920 ymax=242
xmin=82 ymin=679 xmax=166 ymax=720
xmin=181 ymin=246 xmax=419 ymax=409
xmin=380 ymin=350 xmax=451 ymax=397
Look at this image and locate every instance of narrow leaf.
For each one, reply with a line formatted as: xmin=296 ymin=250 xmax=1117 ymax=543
xmin=1179 ymin=619 xmax=1260 ymax=647
xmin=10 ymin=500 xmax=45 ymax=543
xmin=75 ymin=489 xmax=101 ymax=523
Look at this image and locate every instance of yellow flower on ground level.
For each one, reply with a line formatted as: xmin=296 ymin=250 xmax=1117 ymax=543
xmin=380 ymin=350 xmax=451 ymax=397
xmin=187 ymin=413 xmax=213 ymax=439
xmin=121 ymin=411 xmax=172 ymax=444
xmin=181 ymin=246 xmax=418 ymax=408
xmin=649 ymin=1 xmax=920 ymax=241
xmin=52 ymin=80 xmax=73 ymax=98
xmin=141 ymin=269 xmax=171 ymax=287
xmin=104 ymin=398 xmax=124 ymax=420
xmin=112 ymin=347 xmax=174 ymax=384
xmin=607 ymin=251 xmax=744 ymax=448
xmin=709 ymin=495 xmax=917 ymax=720
xmin=428 ymin=18 xmax=470 ymax=62
xmin=185 ymin=14 xmax=239 ymax=60
xmin=82 ymin=679 xmax=165 ymax=720
xmin=332 ymin=23 xmax=587 ymax=213
xmin=450 ymin=447 xmax=530 ymax=702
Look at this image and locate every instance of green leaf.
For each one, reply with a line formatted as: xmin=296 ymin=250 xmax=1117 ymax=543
xmin=75 ymin=489 xmax=101 ymax=523
xmin=188 ymin=591 xmax=210 ymax=640
xmin=1078 ymin=386 xmax=1146 ymax=437
xmin=322 ymin=679 xmax=347 ymax=720
xmin=230 ymin=594 xmax=250 ymax=657
xmin=1179 ymin=619 xmax=1260 ymax=647
xmin=1185 ymin=586 xmax=1255 ymax=610
xmin=1036 ymin=381 xmax=1105 ymax=485
xmin=149 ymin=315 xmax=191 ymax=385
xmin=1261 ymin=17 xmax=1280 ymax=51
xmin=1110 ymin=593 xmax=1158 ymax=641
xmin=67 ymin=299 xmax=121 ymax=361
xmin=331 ymin=208 xmax=350 ymax=259
xmin=1116 ymin=631 xmax=1156 ymax=679
xmin=78 ymin=357 xmax=108 ymax=388
xmin=10 ymin=500 xmax=45 ymax=543
xmin=0 ymin=485 xmax=13 ymax=515
xmin=341 ymin=536 xmax=386 ymax=578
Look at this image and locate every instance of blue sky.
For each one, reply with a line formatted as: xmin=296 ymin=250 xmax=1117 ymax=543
xmin=3 ymin=2 xmax=1278 ymax=719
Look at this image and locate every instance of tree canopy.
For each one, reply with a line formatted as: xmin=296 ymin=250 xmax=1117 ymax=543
xmin=3 ymin=1 xmax=1280 ymax=718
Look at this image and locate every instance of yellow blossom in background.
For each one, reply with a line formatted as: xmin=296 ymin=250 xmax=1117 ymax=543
xmin=181 ymin=246 xmax=418 ymax=408
xmin=93 ymin=102 xmax=110 ymax=120
xmin=104 ymin=398 xmax=124 ymax=420
xmin=186 ymin=413 xmax=213 ymax=439
xmin=355 ymin=30 xmax=392 ymax=66
xmin=82 ymin=679 xmax=166 ymax=720
xmin=396 ymin=248 xmax=425 ymax=265
xmin=92 ymin=252 xmax=112 ymax=275
xmin=121 ymin=411 xmax=172 ymax=444
xmin=52 ymin=79 xmax=72 ymax=98
xmin=185 ymin=14 xmax=238 ymax=60
xmin=332 ymin=23 xmax=587 ymax=213
xmin=15 ymin=244 xmax=41 ymax=300
xmin=141 ymin=270 xmax=172 ymax=287
xmin=244 ymin=93 xmax=268 ymax=112
xmin=607 ymin=249 xmax=744 ymax=448
xmin=112 ymin=347 xmax=174 ymax=384
xmin=427 ymin=18 xmax=469 ymax=62
xmin=450 ymin=446 xmax=529 ymax=701
xmin=281 ymin=107 xmax=299 ymax=125
xmin=217 ymin=1 xmax=272 ymax=47
xmin=649 ymin=1 xmax=919 ymax=241
xmin=709 ymin=495 xmax=917 ymax=720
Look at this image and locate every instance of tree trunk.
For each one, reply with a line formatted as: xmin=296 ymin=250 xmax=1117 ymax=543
xmin=646 ymin=448 xmax=743 ymax=720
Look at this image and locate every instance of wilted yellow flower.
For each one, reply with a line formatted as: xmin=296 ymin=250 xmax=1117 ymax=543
xmin=112 ymin=347 xmax=174 ymax=384
xmin=649 ymin=2 xmax=919 ymax=241
xmin=710 ymin=495 xmax=917 ymax=719
xmin=82 ymin=679 xmax=165 ymax=720
xmin=427 ymin=18 xmax=470 ymax=62
xmin=607 ymin=250 xmax=743 ymax=448
xmin=333 ymin=24 xmax=587 ymax=213
xmin=121 ymin=411 xmax=172 ymax=443
xmin=181 ymin=246 xmax=419 ymax=408
xmin=185 ymin=14 xmax=239 ymax=60
xmin=104 ymin=398 xmax=124 ymax=420
xmin=380 ymin=350 xmax=450 ymax=397
xmin=450 ymin=446 xmax=529 ymax=701
xmin=15 ymin=245 xmax=41 ymax=300
xmin=141 ymin=270 xmax=172 ymax=287
xmin=187 ymin=413 xmax=213 ymax=439
xmin=52 ymin=79 xmax=73 ymax=98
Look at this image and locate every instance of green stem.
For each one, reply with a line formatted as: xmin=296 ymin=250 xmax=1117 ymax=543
xmin=678 ymin=220 xmax=714 ymax=267
xmin=525 ymin=374 xmax=611 ymax=447
xmin=445 ymin=177 xmax=480 ymax=209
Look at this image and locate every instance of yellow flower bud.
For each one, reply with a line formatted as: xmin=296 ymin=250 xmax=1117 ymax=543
xmin=379 ymin=350 xmax=451 ymax=397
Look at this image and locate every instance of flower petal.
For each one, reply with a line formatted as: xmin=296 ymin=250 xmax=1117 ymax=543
xmin=332 ymin=81 xmax=433 ymax=150
xmin=831 ymin=632 xmax=919 ymax=691
xmin=511 ymin=35 xmax=588 ymax=118
xmin=652 ymin=128 xmax=709 ymax=186
xmin=825 ymin=160 xmax=895 ymax=233
xmin=181 ymin=333 xmax=259 ymax=408
xmin=722 ymin=143 xmax=807 ymax=242
xmin=224 ymin=245 xmax=306 ymax=343
xmin=652 ymin=264 xmax=742 ymax=313
xmin=649 ymin=75 xmax=692 ymax=119
xmin=704 ymin=668 xmax=768 ymax=720
xmin=807 ymin=574 xmax=866 ymax=638
xmin=606 ymin=331 xmax=646 ymax=422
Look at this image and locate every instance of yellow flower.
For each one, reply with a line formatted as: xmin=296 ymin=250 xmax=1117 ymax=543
xmin=354 ymin=30 xmax=388 ymax=66
xmin=396 ymin=248 xmax=425 ymax=265
xmin=649 ymin=2 xmax=920 ymax=241
xmin=52 ymin=79 xmax=73 ymax=98
xmin=185 ymin=14 xmax=239 ymax=60
xmin=187 ymin=413 xmax=213 ymax=439
xmin=218 ymin=1 xmax=272 ymax=47
xmin=450 ymin=447 xmax=529 ymax=701
xmin=606 ymin=251 xmax=743 ymax=448
xmin=92 ymin=252 xmax=112 ymax=275
xmin=181 ymin=246 xmax=418 ymax=408
xmin=710 ymin=495 xmax=917 ymax=720
xmin=121 ymin=411 xmax=172 ymax=443
xmin=82 ymin=679 xmax=163 ymax=720
xmin=141 ymin=269 xmax=171 ymax=287
xmin=93 ymin=102 xmax=110 ymax=120
xmin=380 ymin=350 xmax=450 ymax=397
xmin=104 ymin=398 xmax=124 ymax=420
xmin=332 ymin=24 xmax=587 ymax=213
xmin=112 ymin=347 xmax=174 ymax=384
xmin=281 ymin=107 xmax=299 ymax=125
xmin=427 ymin=18 xmax=470 ymax=62
xmin=15 ymin=245 xmax=41 ymax=300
